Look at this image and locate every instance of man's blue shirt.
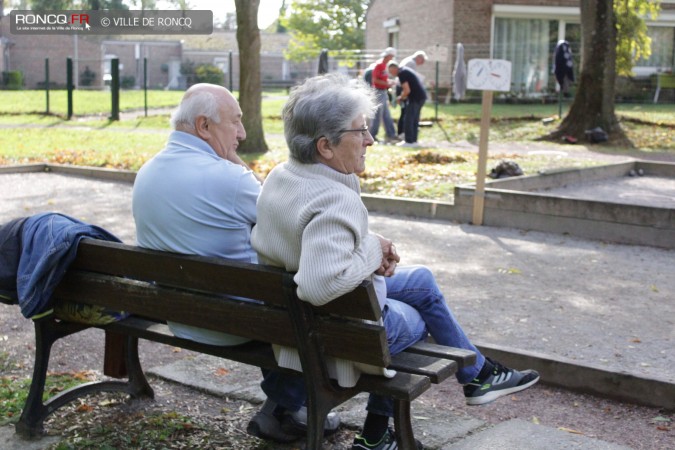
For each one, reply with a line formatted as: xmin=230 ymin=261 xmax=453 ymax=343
xmin=133 ymin=131 xmax=260 ymax=263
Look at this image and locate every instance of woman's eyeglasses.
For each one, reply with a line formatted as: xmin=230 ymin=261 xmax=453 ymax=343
xmin=339 ymin=126 xmax=370 ymax=137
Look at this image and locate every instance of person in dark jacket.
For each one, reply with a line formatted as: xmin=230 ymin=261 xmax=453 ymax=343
xmin=387 ymin=61 xmax=427 ymax=146
xmin=553 ymin=40 xmax=574 ymax=95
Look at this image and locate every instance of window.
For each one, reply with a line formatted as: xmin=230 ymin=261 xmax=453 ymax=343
xmin=493 ymin=16 xmax=582 ymax=96
xmin=493 ymin=18 xmax=551 ymax=95
xmin=638 ymin=26 xmax=674 ymax=70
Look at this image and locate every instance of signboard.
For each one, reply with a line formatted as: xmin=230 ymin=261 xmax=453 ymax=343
xmin=425 ymin=44 xmax=448 ymax=63
xmin=467 ymin=59 xmax=512 ymax=92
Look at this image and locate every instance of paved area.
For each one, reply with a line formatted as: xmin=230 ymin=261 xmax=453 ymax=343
xmin=1 ymin=170 xmax=673 ymax=449
xmin=534 ymin=174 xmax=675 ymax=209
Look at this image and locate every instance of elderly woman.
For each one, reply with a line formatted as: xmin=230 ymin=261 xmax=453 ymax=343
xmin=251 ymin=73 xmax=539 ymax=450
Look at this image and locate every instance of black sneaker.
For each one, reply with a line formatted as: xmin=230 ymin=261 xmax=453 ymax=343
xmin=352 ymin=428 xmax=424 ymax=450
xmin=463 ymin=358 xmax=540 ymax=405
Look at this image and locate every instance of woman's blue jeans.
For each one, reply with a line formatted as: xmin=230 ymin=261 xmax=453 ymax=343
xmin=262 ymin=265 xmax=485 ymax=417
xmin=366 ymin=265 xmax=485 ymax=417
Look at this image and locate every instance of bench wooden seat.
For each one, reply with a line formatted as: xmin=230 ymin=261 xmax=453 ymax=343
xmin=15 ymin=239 xmax=476 ymax=449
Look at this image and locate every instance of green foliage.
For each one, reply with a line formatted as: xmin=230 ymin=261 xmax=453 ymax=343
xmin=0 ymin=91 xmax=673 ymax=199
xmin=281 ymin=0 xmax=369 ymax=62
xmin=194 ymin=64 xmax=225 ymax=85
xmin=615 ymin=0 xmax=661 ymax=76
xmin=79 ymin=66 xmax=97 ymax=87
xmin=2 ymin=71 xmax=24 ymax=90
xmin=0 ymin=90 xmax=184 ymax=115
xmin=180 ymin=61 xmax=225 ymax=87
xmin=1 ymin=372 xmax=87 ymax=426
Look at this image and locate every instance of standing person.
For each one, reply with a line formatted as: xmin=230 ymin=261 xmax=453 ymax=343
xmin=369 ymin=47 xmax=399 ymax=144
xmin=388 ymin=61 xmax=427 ymax=147
xmin=132 ymin=83 xmax=339 ymax=444
xmin=400 ymin=50 xmax=428 ymax=74
xmin=397 ymin=51 xmax=428 ymax=136
xmin=252 ymin=73 xmax=539 ymax=450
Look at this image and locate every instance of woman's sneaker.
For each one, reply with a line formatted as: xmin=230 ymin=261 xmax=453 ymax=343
xmin=352 ymin=428 xmax=423 ymax=450
xmin=463 ymin=357 xmax=540 ymax=406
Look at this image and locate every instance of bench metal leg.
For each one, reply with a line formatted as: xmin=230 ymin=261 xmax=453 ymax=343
xmin=124 ymin=335 xmax=154 ymax=400
xmin=15 ymin=318 xmax=153 ymax=439
xmin=393 ymin=399 xmax=417 ymax=450
xmin=305 ymin=387 xmax=335 ymax=450
xmin=15 ymin=316 xmax=87 ymax=438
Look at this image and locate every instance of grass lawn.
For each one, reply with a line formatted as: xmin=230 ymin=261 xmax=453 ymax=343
xmin=1 ymin=89 xmax=673 ymax=200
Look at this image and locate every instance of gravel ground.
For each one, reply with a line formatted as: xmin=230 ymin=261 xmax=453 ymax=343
xmin=1 ymin=147 xmax=673 ymax=448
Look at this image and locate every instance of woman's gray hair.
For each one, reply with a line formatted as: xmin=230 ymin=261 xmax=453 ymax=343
xmin=283 ymin=73 xmax=377 ymax=164
xmin=170 ymin=89 xmax=222 ymax=130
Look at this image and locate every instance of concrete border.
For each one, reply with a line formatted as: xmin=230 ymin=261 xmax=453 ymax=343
xmin=476 ymin=343 xmax=675 ymax=411
xmin=453 ymin=161 xmax=675 ymax=249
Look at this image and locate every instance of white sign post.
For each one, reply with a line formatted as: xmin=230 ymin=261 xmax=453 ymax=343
xmin=466 ymin=59 xmax=512 ymax=226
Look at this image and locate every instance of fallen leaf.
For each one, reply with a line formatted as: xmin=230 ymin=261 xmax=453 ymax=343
xmin=650 ymin=416 xmax=672 ymax=423
xmin=558 ymin=427 xmax=584 ymax=435
xmin=76 ymin=403 xmax=94 ymax=413
xmin=532 ymin=416 xmax=540 ymax=424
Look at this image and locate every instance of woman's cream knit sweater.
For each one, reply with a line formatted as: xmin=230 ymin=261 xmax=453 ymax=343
xmin=251 ymin=159 xmax=394 ymax=387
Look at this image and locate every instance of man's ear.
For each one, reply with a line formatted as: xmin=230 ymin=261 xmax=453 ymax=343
xmin=194 ymin=116 xmax=211 ymax=140
xmin=316 ymin=136 xmax=334 ymax=161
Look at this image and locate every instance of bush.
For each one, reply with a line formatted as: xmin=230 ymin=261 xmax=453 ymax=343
xmin=80 ymin=66 xmax=96 ymax=86
xmin=2 ymin=71 xmax=23 ymax=90
xmin=194 ymin=64 xmax=224 ymax=85
xmin=180 ymin=61 xmax=224 ymax=87
xmin=121 ymin=76 xmax=136 ymax=89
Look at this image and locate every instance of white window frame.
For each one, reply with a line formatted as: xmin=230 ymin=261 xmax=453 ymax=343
xmin=491 ymin=5 xmax=579 ymax=58
xmin=493 ymin=4 xmax=675 ymax=78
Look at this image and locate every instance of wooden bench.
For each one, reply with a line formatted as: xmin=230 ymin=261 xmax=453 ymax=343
xmin=13 ymin=239 xmax=476 ymax=449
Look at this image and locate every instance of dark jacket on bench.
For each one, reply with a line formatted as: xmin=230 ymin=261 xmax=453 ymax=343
xmin=1 ymin=212 xmax=120 ymax=318
xmin=0 ymin=217 xmax=27 ymax=304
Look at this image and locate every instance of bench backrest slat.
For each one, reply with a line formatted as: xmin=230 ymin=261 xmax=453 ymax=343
xmin=74 ymin=240 xmax=381 ymax=321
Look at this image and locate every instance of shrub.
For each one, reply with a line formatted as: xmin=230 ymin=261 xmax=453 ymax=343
xmin=2 ymin=71 xmax=23 ymax=90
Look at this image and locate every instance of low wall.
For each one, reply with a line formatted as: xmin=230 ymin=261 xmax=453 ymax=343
xmin=2 ymin=162 xmax=674 ymax=249
xmin=453 ymin=161 xmax=675 ymax=249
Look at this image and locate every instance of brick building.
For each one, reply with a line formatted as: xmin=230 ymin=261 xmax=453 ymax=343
xmin=365 ymin=0 xmax=675 ymax=99
xmin=0 ymin=17 xmax=314 ymax=90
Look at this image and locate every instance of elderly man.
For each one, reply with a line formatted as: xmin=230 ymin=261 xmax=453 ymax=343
xmin=132 ymin=83 xmax=339 ymax=443
xmin=396 ymin=50 xmax=428 ymax=137
xmin=388 ymin=61 xmax=427 ymax=147
xmin=369 ymin=47 xmax=399 ymax=144
xmin=400 ymin=50 xmax=428 ymax=75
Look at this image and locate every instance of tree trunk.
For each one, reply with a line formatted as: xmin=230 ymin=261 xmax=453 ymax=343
xmin=235 ymin=0 xmax=268 ymax=154
xmin=545 ymin=0 xmax=631 ymax=146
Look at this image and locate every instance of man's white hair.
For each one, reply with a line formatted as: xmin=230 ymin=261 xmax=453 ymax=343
xmin=170 ymin=89 xmax=222 ymax=130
